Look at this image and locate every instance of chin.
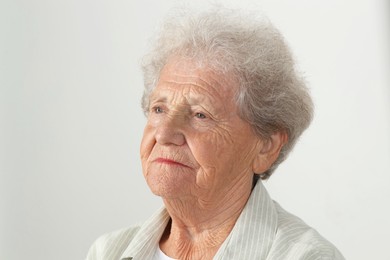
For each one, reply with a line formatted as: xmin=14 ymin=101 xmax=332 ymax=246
xmin=144 ymin=164 xmax=196 ymax=197
xmin=145 ymin=171 xmax=193 ymax=199
xmin=148 ymin=183 xmax=188 ymax=199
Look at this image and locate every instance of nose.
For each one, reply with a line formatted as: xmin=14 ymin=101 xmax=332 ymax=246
xmin=155 ymin=114 xmax=186 ymax=146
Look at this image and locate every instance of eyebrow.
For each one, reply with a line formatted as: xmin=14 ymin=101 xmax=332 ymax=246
xmin=148 ymin=91 xmax=168 ymax=103
xmin=149 ymin=79 xmax=227 ymax=112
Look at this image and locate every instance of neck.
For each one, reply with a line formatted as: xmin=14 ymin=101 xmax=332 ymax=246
xmin=159 ymin=180 xmax=253 ymax=260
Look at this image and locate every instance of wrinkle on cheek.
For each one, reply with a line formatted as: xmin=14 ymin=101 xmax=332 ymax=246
xmin=190 ymin=128 xmax=236 ymax=189
xmin=195 ymin=167 xmax=217 ymax=190
xmin=196 ymin=124 xmax=259 ymax=177
xmin=140 ymin=124 xmax=156 ymax=161
xmin=189 ymin=125 xmax=236 ymax=169
xmin=206 ymin=126 xmax=236 ymax=150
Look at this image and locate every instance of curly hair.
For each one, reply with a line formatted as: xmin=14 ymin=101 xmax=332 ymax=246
xmin=141 ymin=7 xmax=313 ymax=179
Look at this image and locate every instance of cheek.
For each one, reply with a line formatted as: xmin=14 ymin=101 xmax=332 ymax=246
xmin=189 ymin=124 xmax=257 ymax=173
xmin=140 ymin=124 xmax=155 ymax=167
xmin=189 ymin=127 xmax=235 ymax=167
xmin=188 ymin=129 xmax=241 ymax=189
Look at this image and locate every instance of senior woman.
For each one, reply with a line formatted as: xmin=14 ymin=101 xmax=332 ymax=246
xmin=87 ymin=8 xmax=344 ymax=260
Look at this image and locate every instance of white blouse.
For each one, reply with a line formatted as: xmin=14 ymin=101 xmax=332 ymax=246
xmin=152 ymin=246 xmax=177 ymax=260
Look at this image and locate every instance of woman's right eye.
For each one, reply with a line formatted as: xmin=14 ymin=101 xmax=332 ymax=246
xmin=153 ymin=106 xmax=163 ymax=113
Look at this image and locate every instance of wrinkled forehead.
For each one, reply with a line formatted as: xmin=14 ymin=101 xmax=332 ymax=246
xmin=155 ymin=58 xmax=238 ymax=100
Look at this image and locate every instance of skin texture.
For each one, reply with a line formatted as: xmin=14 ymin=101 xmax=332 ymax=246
xmin=140 ymin=58 xmax=287 ymax=259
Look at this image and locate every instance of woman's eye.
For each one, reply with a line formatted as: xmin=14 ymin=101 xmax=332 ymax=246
xmin=153 ymin=106 xmax=163 ymax=113
xmin=195 ymin=112 xmax=206 ymax=119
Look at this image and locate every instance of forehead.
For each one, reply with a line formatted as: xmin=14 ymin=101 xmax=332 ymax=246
xmin=153 ymin=59 xmax=238 ymax=102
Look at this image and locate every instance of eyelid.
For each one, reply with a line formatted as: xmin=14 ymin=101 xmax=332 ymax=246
xmin=192 ymin=103 xmax=215 ymax=116
xmin=195 ymin=112 xmax=207 ymax=119
xmin=150 ymin=104 xmax=165 ymax=113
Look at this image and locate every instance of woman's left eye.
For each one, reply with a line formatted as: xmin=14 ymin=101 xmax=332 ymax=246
xmin=195 ymin=112 xmax=207 ymax=119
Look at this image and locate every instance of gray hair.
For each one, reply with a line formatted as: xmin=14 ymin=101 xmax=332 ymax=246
xmin=141 ymin=8 xmax=314 ymax=179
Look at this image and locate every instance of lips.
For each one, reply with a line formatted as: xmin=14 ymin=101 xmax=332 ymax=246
xmin=153 ymin=158 xmax=192 ymax=168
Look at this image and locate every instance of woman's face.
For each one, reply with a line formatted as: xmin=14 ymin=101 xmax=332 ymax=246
xmin=140 ymin=59 xmax=266 ymax=201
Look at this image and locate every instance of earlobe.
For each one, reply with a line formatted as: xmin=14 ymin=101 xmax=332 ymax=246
xmin=252 ymin=131 xmax=288 ymax=174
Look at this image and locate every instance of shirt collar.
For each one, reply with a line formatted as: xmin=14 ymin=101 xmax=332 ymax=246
xmin=214 ymin=180 xmax=278 ymax=259
xmin=120 ymin=206 xmax=170 ymax=260
xmin=121 ymin=181 xmax=277 ymax=259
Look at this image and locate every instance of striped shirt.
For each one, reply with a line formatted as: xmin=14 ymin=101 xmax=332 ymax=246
xmin=86 ymin=181 xmax=344 ymax=259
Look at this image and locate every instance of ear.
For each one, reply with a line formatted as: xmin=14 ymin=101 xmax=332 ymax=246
xmin=252 ymin=131 xmax=288 ymax=174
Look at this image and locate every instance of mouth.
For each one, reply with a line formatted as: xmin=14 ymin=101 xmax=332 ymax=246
xmin=153 ymin=158 xmax=192 ymax=168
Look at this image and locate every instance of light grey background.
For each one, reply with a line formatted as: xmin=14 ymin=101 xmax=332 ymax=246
xmin=1 ymin=0 xmax=389 ymax=259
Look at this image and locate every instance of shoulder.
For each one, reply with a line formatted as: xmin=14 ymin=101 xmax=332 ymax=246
xmin=269 ymin=202 xmax=345 ymax=260
xmin=86 ymin=225 xmax=141 ymax=260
